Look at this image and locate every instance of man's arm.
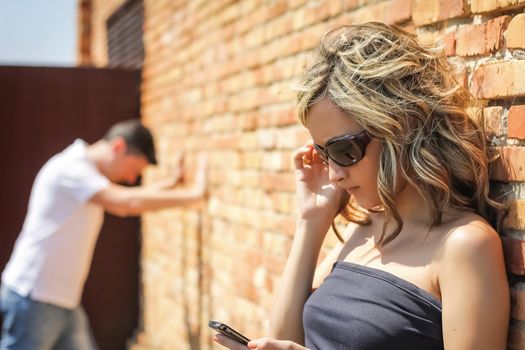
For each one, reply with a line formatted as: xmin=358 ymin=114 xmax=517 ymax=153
xmin=90 ymin=155 xmax=206 ymax=216
xmin=89 ymin=184 xmax=204 ymax=217
xmin=145 ymin=152 xmax=185 ymax=190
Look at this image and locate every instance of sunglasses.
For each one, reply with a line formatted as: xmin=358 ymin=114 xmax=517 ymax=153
xmin=314 ymin=131 xmax=372 ymax=167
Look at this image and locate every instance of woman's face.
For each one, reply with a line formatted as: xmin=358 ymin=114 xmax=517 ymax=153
xmin=305 ymin=97 xmax=382 ymax=209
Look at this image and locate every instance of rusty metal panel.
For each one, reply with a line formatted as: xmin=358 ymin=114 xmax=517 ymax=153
xmin=0 ymin=66 xmax=141 ymax=350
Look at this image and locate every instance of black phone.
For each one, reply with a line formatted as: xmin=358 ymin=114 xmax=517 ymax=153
xmin=209 ymin=320 xmax=251 ymax=346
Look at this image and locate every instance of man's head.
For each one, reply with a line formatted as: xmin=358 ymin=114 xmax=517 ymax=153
xmin=101 ymin=119 xmax=157 ymax=184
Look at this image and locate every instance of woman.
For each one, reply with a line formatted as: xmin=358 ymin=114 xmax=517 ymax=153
xmin=214 ymin=22 xmax=509 ymax=350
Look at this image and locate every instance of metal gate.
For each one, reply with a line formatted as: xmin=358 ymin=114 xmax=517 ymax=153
xmin=0 ymin=66 xmax=142 ymax=350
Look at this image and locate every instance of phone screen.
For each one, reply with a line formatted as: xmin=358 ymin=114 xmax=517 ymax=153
xmin=209 ymin=320 xmax=251 ymax=345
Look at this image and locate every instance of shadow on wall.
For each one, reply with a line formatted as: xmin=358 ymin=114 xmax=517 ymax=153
xmin=183 ymin=212 xmax=204 ymax=349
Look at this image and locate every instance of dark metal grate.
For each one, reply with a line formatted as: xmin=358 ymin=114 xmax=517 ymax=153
xmin=106 ymin=0 xmax=144 ymax=68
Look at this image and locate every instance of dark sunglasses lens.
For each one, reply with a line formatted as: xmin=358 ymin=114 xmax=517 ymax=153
xmin=314 ymin=145 xmax=328 ymax=163
xmin=326 ymin=139 xmax=364 ymax=166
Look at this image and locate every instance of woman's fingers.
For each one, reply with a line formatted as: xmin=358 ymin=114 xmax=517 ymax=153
xmin=213 ymin=335 xmax=302 ymax=350
xmin=294 ymin=141 xmax=320 ymax=170
xmin=311 ymin=146 xmax=323 ymax=166
xmin=247 ymin=338 xmax=307 ymax=349
xmin=213 ymin=334 xmax=249 ymax=350
xmin=294 ymin=145 xmax=312 ymax=170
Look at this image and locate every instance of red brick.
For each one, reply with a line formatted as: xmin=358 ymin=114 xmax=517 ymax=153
xmin=276 ymin=215 xmax=297 ymax=234
xmin=492 ymin=147 xmax=525 ymax=181
xmin=344 ymin=0 xmax=359 ymax=11
xmin=456 ymin=23 xmax=486 ymax=56
xmin=267 ymin=0 xmax=288 ymax=18
xmin=328 ymin=0 xmax=344 ymax=17
xmin=260 ymin=172 xmax=295 ymax=191
xmin=511 ymin=286 xmax=525 ymax=321
xmin=443 ymin=32 xmax=456 ymax=56
xmin=440 ymin=0 xmax=468 ymax=21
xmin=388 ymin=0 xmax=413 ymax=24
xmin=276 ymin=108 xmax=301 ymax=127
xmin=471 ymin=0 xmax=525 ymax=13
xmin=412 ymin=0 xmax=467 ymax=26
xmin=412 ymin=0 xmax=438 ymax=24
xmin=456 ymin=16 xmax=510 ymax=56
xmin=483 ymin=106 xmax=503 ymax=138
xmin=470 ymin=61 xmax=525 ymax=99
xmin=288 ymin=0 xmax=309 ymax=10
xmin=263 ymin=254 xmax=286 ymax=274
xmin=508 ymin=105 xmax=525 ymax=139
xmin=301 ymin=25 xmax=324 ymax=51
xmin=501 ymin=237 xmax=525 ymax=275
xmin=507 ymin=14 xmax=525 ymax=49
xmin=349 ymin=2 xmax=389 ymax=23
xmin=486 ymin=16 xmax=511 ymax=50
xmin=235 ymin=277 xmax=258 ymax=302
xmin=505 ymin=200 xmax=525 ymax=229
xmin=304 ymin=2 xmax=331 ymax=26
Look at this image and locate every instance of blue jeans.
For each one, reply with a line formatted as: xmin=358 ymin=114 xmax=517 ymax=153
xmin=0 ymin=285 xmax=98 ymax=350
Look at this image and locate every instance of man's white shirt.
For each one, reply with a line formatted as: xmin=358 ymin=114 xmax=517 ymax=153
xmin=2 ymin=139 xmax=110 ymax=309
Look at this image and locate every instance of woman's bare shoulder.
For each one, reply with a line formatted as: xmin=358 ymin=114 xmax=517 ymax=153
xmin=442 ymin=211 xmax=499 ymax=248
xmin=436 ymin=211 xmax=503 ymax=271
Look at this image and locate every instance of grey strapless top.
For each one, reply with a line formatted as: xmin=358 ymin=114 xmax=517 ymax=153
xmin=303 ymin=261 xmax=443 ymax=350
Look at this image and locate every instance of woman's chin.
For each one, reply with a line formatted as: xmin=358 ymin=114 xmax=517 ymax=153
xmin=351 ymin=194 xmax=381 ymax=211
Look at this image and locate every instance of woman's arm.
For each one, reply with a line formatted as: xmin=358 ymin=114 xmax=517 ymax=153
xmin=214 ymin=143 xmax=344 ymax=349
xmin=269 ymin=219 xmax=330 ymax=343
xmin=439 ymin=220 xmax=509 ymax=350
xmin=269 ymin=143 xmax=343 ymax=344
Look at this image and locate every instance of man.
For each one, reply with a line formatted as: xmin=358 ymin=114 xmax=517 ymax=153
xmin=0 ymin=119 xmax=206 ymax=350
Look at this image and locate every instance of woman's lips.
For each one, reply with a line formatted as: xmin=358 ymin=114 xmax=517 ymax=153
xmin=346 ymin=186 xmax=359 ymax=194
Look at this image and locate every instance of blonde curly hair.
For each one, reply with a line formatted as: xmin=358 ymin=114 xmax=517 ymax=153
xmin=296 ymin=22 xmax=504 ymax=246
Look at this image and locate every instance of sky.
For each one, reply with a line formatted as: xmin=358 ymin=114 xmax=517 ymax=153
xmin=0 ymin=0 xmax=77 ymax=66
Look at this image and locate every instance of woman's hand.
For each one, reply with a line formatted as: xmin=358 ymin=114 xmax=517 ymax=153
xmin=214 ymin=334 xmax=308 ymax=350
xmin=294 ymin=142 xmax=343 ymax=226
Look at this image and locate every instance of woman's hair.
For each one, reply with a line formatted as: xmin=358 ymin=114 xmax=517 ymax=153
xmin=296 ymin=22 xmax=504 ymax=246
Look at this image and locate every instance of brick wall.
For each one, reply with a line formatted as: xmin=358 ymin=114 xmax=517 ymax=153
xmin=79 ymin=1 xmax=525 ymax=349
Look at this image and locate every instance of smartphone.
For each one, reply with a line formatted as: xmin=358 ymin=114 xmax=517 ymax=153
xmin=209 ymin=320 xmax=251 ymax=345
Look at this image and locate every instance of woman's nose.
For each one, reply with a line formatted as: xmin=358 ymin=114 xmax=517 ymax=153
xmin=327 ymin=160 xmax=348 ymax=184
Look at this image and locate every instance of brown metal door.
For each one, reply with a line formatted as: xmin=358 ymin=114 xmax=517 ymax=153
xmin=0 ymin=66 xmax=141 ymax=350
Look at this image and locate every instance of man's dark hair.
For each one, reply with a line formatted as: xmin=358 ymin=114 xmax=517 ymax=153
xmin=103 ymin=119 xmax=157 ymax=165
